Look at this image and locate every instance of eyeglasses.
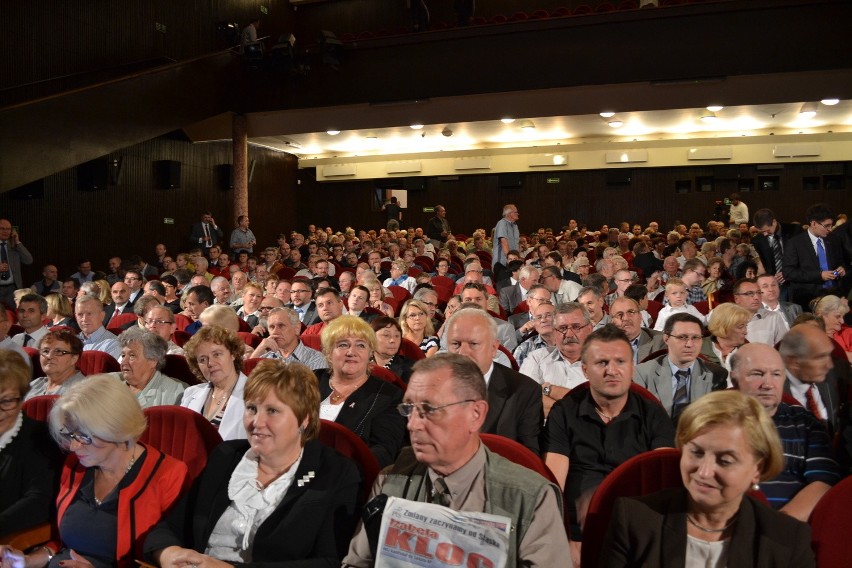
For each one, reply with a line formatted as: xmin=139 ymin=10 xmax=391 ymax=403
xmin=40 ymin=348 xmax=74 ymax=358
xmin=291 ymin=289 xmax=311 ymax=294
xmin=58 ymin=428 xmax=93 ymax=446
xmin=814 ymin=221 xmax=834 ymax=230
xmin=527 ymin=296 xmax=551 ymax=304
xmin=533 ymin=313 xmax=554 ymax=321
xmin=555 ymin=323 xmax=590 ymax=335
xmin=397 ymin=400 xmax=476 ymax=419
xmin=611 ymin=309 xmax=640 ymax=320
xmin=0 ymin=397 xmax=21 ymax=410
xmin=666 ymin=334 xmax=703 ymax=343
xmin=258 ymin=306 xmax=277 ymax=312
xmin=735 ymin=291 xmax=762 ymax=297
xmin=144 ymin=319 xmax=173 ymax=326
xmin=420 ymin=301 xmax=437 ymax=308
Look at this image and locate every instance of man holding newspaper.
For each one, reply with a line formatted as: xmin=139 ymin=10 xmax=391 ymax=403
xmin=343 ymin=353 xmax=569 ymax=567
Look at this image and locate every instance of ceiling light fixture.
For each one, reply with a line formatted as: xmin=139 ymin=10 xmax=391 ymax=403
xmin=699 ymin=111 xmax=717 ymax=123
xmin=441 ymin=127 xmax=453 ymax=137
xmin=520 ymin=120 xmax=536 ymax=131
xmin=706 ymin=105 xmax=724 ymax=112
xmin=326 ymin=130 xmax=340 ymax=136
xmin=799 ymin=102 xmax=818 ymax=118
xmin=600 ymin=111 xmax=615 ymax=118
xmin=410 ymin=123 xmax=424 ymax=130
xmin=820 ymin=98 xmax=840 ymax=106
xmin=501 ymin=117 xmax=516 ymax=124
xmin=608 ymin=120 xmax=623 ymax=128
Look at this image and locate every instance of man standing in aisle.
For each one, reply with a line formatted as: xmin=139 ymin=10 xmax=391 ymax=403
xmin=189 ymin=211 xmax=223 ymax=252
xmin=492 ymin=204 xmax=520 ymax=283
xmin=0 ymin=219 xmax=32 ymax=310
xmin=728 ymin=192 xmax=749 ymax=228
xmin=426 ymin=204 xmax=451 ymax=249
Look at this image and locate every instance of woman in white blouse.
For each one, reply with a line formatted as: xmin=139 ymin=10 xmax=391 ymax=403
xmin=146 ymin=360 xmax=361 ymax=566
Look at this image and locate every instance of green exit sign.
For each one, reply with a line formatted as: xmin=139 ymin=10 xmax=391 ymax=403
xmin=546 ymin=177 xmax=560 ymax=184
xmin=423 ymin=207 xmax=435 ymax=213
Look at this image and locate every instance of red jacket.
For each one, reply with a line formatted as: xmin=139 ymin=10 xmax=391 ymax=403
xmin=52 ymin=443 xmax=188 ymax=567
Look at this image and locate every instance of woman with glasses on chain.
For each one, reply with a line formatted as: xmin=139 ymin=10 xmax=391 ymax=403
xmin=26 ymin=330 xmax=86 ymax=400
xmin=0 ymin=375 xmax=188 ymax=568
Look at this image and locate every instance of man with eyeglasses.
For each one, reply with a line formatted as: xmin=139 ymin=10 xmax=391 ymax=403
xmin=728 ymin=278 xmax=788 ymax=346
xmin=123 ymin=269 xmax=145 ymax=305
xmin=343 ymin=353 xmax=568 ymax=567
xmin=521 ymin=303 xmax=593 ymax=416
xmin=413 ymin=287 xmax=440 ymax=328
xmin=143 ymin=305 xmax=183 ymax=355
xmin=509 ymin=284 xmax=552 ymax=344
xmin=545 ymin=325 xmax=674 ymax=564
xmin=609 ymin=297 xmax=666 ymax=365
xmin=285 ymin=279 xmax=321 ymax=326
xmin=783 ymin=202 xmax=847 ymax=310
xmin=680 ymin=258 xmax=708 ymax=304
xmin=635 ymin=313 xmax=727 ymax=420
xmin=513 ymin=300 xmax=558 ymax=367
xmin=604 ymin=269 xmax=635 ymax=307
xmin=248 ymin=296 xmax=284 ymax=337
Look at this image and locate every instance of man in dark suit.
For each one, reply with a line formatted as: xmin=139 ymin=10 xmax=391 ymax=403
xmin=752 ymin=208 xmax=802 ymax=302
xmin=285 ymin=279 xmax=321 ymax=326
xmin=498 ymin=265 xmax=539 ymax=314
xmin=634 ymin=313 xmax=728 ymax=419
xmin=446 ymin=306 xmax=543 ymax=455
xmin=188 ymin=211 xmax=223 ymax=252
xmin=0 ymin=219 xmax=33 ymax=309
xmin=103 ymin=281 xmax=133 ymax=326
xmin=609 ymin=297 xmax=667 ymax=364
xmin=782 ymin=203 xmax=846 ymax=310
xmin=779 ymin=324 xmax=841 ymax=434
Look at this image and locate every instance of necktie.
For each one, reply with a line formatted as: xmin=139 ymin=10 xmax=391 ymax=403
xmin=672 ymin=369 xmax=690 ymax=420
xmin=295 ymin=307 xmax=304 ymax=321
xmin=0 ymin=241 xmax=8 ymax=280
xmin=431 ymin=477 xmax=451 ymax=507
xmin=770 ymin=235 xmax=784 ymax=278
xmin=816 ymin=239 xmax=831 ymax=289
xmin=631 ymin=338 xmax=640 ymax=364
xmin=23 ymin=333 xmax=32 ymax=347
xmin=111 ymin=306 xmax=122 ymax=321
xmin=203 ymin=223 xmax=210 ymax=243
xmin=805 ymin=385 xmax=825 ymax=421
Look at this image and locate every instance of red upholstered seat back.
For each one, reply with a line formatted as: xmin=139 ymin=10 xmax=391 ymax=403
xmin=369 ymin=365 xmax=407 ymax=391
xmin=162 ymin=354 xmax=202 ymax=385
xmin=318 ymin=419 xmax=379 ymax=501
xmin=22 ymin=394 xmax=59 ymax=422
xmin=140 ymin=405 xmax=223 ymax=481
xmin=78 ymin=350 xmax=120 ymax=375
xmin=810 ymin=475 xmax=852 ymax=565
xmin=106 ymin=313 xmax=138 ymax=332
xmin=398 ymin=338 xmax=425 ymax=361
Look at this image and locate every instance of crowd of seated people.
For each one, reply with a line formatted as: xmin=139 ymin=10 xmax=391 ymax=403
xmin=0 ymin=202 xmax=849 ymax=565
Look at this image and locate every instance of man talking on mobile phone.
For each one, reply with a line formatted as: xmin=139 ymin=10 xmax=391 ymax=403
xmin=0 ymin=219 xmax=33 ymax=310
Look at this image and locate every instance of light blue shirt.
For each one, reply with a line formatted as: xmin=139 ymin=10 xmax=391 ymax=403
xmin=79 ymin=326 xmax=121 ymax=360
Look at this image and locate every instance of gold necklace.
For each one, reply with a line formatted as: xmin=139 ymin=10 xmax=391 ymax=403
xmin=594 ymin=406 xmax=616 ymax=423
xmin=329 ymin=377 xmax=365 ymax=405
xmin=94 ymin=446 xmax=137 ymax=506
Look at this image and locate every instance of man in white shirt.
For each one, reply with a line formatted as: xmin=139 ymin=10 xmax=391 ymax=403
xmin=728 ymin=192 xmax=749 ymax=227
xmin=12 ymin=293 xmax=49 ymax=349
xmin=757 ymin=274 xmax=801 ymax=327
xmin=732 ymin=278 xmax=788 ymax=346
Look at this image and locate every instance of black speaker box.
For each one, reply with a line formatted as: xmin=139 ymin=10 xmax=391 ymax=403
xmin=155 ymin=160 xmax=181 ymax=189
xmin=77 ymin=160 xmax=110 ymax=191
xmin=498 ymin=173 xmax=523 ymax=188
xmin=605 ymin=169 xmax=632 ymax=186
xmin=10 ymin=180 xmax=44 ymax=200
xmin=218 ymin=164 xmax=233 ymax=191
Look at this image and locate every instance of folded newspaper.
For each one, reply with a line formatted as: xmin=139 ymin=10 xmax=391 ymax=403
xmin=376 ymin=496 xmax=512 ymax=568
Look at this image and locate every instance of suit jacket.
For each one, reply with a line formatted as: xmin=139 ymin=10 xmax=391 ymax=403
xmin=634 ymin=355 xmax=728 ymax=415
xmin=600 ymin=487 xmax=814 ymax=568
xmin=483 ymin=363 xmax=543 ymax=455
xmin=287 ymin=301 xmax=322 ymax=327
xmin=752 ymin=222 xmax=801 ymax=276
xmin=635 ymin=328 xmax=667 ymax=363
xmin=103 ymin=302 xmax=132 ymax=326
xmin=188 ymin=221 xmax=223 ymax=248
xmin=317 ymin=370 xmax=407 ymax=468
xmin=771 ymin=301 xmax=802 ymax=327
xmin=782 ymin=230 xmax=844 ymax=307
xmin=1 ymin=241 xmax=33 ymax=288
xmin=784 ymin=371 xmax=841 ymax=434
xmin=499 ymin=283 xmax=524 ymax=314
xmin=144 ymin=440 xmax=360 ymax=565
xmin=0 ymin=416 xmax=60 ymax=537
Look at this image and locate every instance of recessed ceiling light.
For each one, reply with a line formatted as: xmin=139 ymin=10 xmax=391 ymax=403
xmin=799 ymin=102 xmax=818 ymax=118
xmin=441 ymin=127 xmax=453 ymax=137
xmin=699 ymin=112 xmax=717 ymax=123
xmin=326 ymin=130 xmax=340 ymax=136
xmin=608 ymin=120 xmax=623 ymax=128
xmin=501 ymin=117 xmax=516 ymax=124
xmin=520 ymin=120 xmax=536 ymax=131
xmin=820 ymin=98 xmax=840 ymax=106
xmin=600 ymin=111 xmax=615 ymax=118
xmin=410 ymin=123 xmax=424 ymax=130
xmin=706 ymin=105 xmax=724 ymax=112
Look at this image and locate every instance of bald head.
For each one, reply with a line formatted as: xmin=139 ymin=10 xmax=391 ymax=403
xmin=731 ymin=343 xmax=786 ymax=415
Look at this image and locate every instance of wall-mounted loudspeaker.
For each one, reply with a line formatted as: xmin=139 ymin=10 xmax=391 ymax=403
xmin=155 ymin=160 xmax=181 ymax=189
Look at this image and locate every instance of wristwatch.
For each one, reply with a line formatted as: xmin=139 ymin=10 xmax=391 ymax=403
xmin=542 ymin=385 xmax=552 ymax=397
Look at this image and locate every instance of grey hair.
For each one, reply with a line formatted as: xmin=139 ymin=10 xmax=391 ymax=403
xmin=269 ymin=307 xmax=300 ymax=327
xmin=555 ymin=301 xmax=591 ymax=323
xmin=79 ymin=282 xmax=101 ymax=298
xmin=778 ymin=328 xmax=811 ymax=361
xmin=118 ymin=327 xmax=167 ymax=370
xmin=412 ymin=353 xmax=487 ymax=401
xmin=446 ymin=304 xmax=498 ymax=341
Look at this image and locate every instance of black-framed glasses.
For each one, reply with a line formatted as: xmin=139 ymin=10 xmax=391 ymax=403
xmin=555 ymin=323 xmax=590 ymax=335
xmin=258 ymin=306 xmax=276 ymax=312
xmin=58 ymin=428 xmax=93 ymax=446
xmin=0 ymin=397 xmax=21 ymax=410
xmin=40 ymin=348 xmax=74 ymax=358
xmin=611 ymin=309 xmax=640 ymax=321
xmin=143 ymin=319 xmax=173 ymax=327
xmin=398 ymin=400 xmax=476 ymax=419
xmin=735 ymin=291 xmax=762 ymax=297
xmin=666 ymin=334 xmax=703 ymax=343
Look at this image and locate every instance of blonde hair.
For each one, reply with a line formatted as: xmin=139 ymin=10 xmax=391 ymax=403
xmin=707 ymin=302 xmax=751 ymax=338
xmin=665 ymin=277 xmax=686 ymax=292
xmin=49 ymin=374 xmax=147 ymax=446
xmin=320 ymin=315 xmax=377 ymax=363
xmin=400 ymin=299 xmax=435 ymax=337
xmin=198 ymin=304 xmax=241 ymax=332
xmin=676 ymin=390 xmax=783 ymax=480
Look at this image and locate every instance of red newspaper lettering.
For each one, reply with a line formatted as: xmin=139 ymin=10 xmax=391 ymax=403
xmin=414 ymin=535 xmax=434 ymax=558
xmin=384 ymin=528 xmax=414 ymax=552
xmin=466 ymin=553 xmax=494 ymax=568
xmin=435 ymin=542 xmax=465 ymax=565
